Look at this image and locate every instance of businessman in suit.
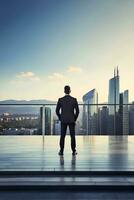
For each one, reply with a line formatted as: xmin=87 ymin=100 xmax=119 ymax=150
xmin=56 ymin=85 xmax=79 ymax=156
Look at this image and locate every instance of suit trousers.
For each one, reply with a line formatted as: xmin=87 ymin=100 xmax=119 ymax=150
xmin=60 ymin=122 xmax=76 ymax=152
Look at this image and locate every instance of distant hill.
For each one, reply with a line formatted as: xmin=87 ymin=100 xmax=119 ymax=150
xmin=0 ymin=99 xmax=56 ymax=114
xmin=0 ymin=99 xmax=56 ymax=104
xmin=0 ymin=99 xmax=83 ymax=114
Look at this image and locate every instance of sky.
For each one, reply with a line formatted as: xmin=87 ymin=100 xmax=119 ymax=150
xmin=0 ymin=0 xmax=134 ymax=102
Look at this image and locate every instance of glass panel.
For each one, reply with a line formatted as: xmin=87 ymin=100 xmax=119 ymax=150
xmin=0 ymin=104 xmax=133 ymax=135
xmin=0 ymin=105 xmax=41 ymax=135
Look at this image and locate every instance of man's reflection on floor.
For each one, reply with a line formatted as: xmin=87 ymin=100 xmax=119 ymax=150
xmin=59 ymin=155 xmax=76 ymax=182
xmin=59 ymin=155 xmax=64 ymax=170
xmin=71 ymin=155 xmax=76 ymax=170
xmin=59 ymin=155 xmax=76 ymax=170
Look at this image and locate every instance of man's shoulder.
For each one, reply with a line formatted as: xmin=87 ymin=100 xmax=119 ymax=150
xmin=67 ymin=96 xmax=78 ymax=103
xmin=70 ymin=96 xmax=77 ymax=100
xmin=58 ymin=96 xmax=65 ymax=102
xmin=59 ymin=96 xmax=65 ymax=100
xmin=58 ymin=95 xmax=77 ymax=102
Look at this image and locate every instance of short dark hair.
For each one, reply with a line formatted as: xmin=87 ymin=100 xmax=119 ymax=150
xmin=64 ymin=85 xmax=71 ymax=94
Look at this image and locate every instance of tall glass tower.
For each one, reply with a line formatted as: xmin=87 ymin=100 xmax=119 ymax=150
xmin=108 ymin=67 xmax=120 ymax=135
xmin=118 ymin=90 xmax=129 ymax=135
xmin=123 ymin=90 xmax=129 ymax=135
xmin=40 ymin=107 xmax=51 ymax=135
xmin=82 ymin=89 xmax=98 ymax=135
xmin=108 ymin=67 xmax=120 ymax=115
xmin=45 ymin=107 xmax=51 ymax=135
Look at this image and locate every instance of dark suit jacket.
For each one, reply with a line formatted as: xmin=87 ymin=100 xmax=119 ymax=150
xmin=56 ymin=95 xmax=79 ymax=123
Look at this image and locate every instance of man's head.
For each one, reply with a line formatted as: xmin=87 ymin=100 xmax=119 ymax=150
xmin=64 ymin=85 xmax=71 ymax=95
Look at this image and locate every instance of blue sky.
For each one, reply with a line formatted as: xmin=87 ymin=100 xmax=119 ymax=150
xmin=0 ymin=0 xmax=134 ymax=102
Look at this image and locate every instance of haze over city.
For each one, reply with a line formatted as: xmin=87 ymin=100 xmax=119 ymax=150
xmin=0 ymin=0 xmax=134 ymax=102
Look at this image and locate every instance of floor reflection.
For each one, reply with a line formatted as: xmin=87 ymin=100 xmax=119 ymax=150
xmin=108 ymin=136 xmax=128 ymax=170
xmin=59 ymin=156 xmax=64 ymax=170
xmin=41 ymin=136 xmax=45 ymax=171
xmin=0 ymin=135 xmax=134 ymax=171
xmin=59 ymin=155 xmax=76 ymax=170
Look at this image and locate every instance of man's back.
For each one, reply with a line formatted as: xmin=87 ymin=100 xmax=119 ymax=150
xmin=56 ymin=95 xmax=79 ymax=123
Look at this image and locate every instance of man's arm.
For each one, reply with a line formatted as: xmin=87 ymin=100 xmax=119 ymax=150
xmin=74 ymin=98 xmax=79 ymax=121
xmin=56 ymin=98 xmax=61 ymax=121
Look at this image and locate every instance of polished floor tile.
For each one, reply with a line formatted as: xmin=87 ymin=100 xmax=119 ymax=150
xmin=0 ymin=135 xmax=134 ymax=171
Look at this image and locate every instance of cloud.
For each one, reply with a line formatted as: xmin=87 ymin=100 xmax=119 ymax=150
xmin=16 ymin=71 xmax=40 ymax=81
xmin=10 ymin=71 xmax=40 ymax=85
xmin=48 ymin=72 xmax=65 ymax=81
xmin=67 ymin=66 xmax=82 ymax=73
xmin=47 ymin=66 xmax=83 ymax=85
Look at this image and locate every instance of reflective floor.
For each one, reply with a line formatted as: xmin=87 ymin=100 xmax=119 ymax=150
xmin=0 ymin=135 xmax=134 ymax=171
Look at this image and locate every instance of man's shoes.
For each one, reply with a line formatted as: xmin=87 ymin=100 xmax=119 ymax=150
xmin=58 ymin=151 xmax=63 ymax=156
xmin=72 ymin=150 xmax=77 ymax=156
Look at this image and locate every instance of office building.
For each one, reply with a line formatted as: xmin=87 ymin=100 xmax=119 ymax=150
xmin=108 ymin=67 xmax=120 ymax=134
xmin=100 ymin=106 xmax=109 ymax=135
xmin=108 ymin=67 xmax=120 ymax=115
xmin=40 ymin=107 xmax=51 ymax=135
xmin=129 ymin=102 xmax=134 ymax=135
xmin=123 ymin=90 xmax=129 ymax=135
xmin=53 ymin=118 xmax=61 ymax=135
xmin=82 ymin=89 xmax=98 ymax=134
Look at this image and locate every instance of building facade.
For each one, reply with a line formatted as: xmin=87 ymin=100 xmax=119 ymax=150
xmin=82 ymin=89 xmax=98 ymax=135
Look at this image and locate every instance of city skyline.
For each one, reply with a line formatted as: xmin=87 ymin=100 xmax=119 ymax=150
xmin=0 ymin=0 xmax=134 ymax=102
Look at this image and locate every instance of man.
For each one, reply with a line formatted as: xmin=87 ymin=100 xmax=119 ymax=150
xmin=56 ymin=85 xmax=79 ymax=156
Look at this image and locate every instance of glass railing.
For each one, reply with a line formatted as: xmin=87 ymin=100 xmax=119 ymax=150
xmin=0 ymin=103 xmax=133 ymax=135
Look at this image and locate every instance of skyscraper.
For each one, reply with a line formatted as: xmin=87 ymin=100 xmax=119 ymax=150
xmin=100 ymin=106 xmax=109 ymax=135
xmin=129 ymin=102 xmax=134 ymax=135
xmin=123 ymin=90 xmax=129 ymax=135
xmin=82 ymin=89 xmax=98 ymax=135
xmin=117 ymin=93 xmax=123 ymax=134
xmin=108 ymin=68 xmax=129 ymax=135
xmin=108 ymin=67 xmax=120 ymax=115
xmin=53 ymin=118 xmax=61 ymax=135
xmin=115 ymin=90 xmax=129 ymax=135
xmin=45 ymin=107 xmax=51 ymax=135
xmin=40 ymin=107 xmax=51 ymax=135
xmin=108 ymin=67 xmax=120 ymax=134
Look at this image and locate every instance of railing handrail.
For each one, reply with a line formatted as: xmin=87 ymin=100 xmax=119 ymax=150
xmin=0 ymin=103 xmax=133 ymax=106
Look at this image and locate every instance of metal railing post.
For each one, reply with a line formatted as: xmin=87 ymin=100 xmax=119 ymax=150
xmin=42 ymin=105 xmax=45 ymax=137
xmin=87 ymin=104 xmax=89 ymax=135
xmin=114 ymin=105 xmax=116 ymax=135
